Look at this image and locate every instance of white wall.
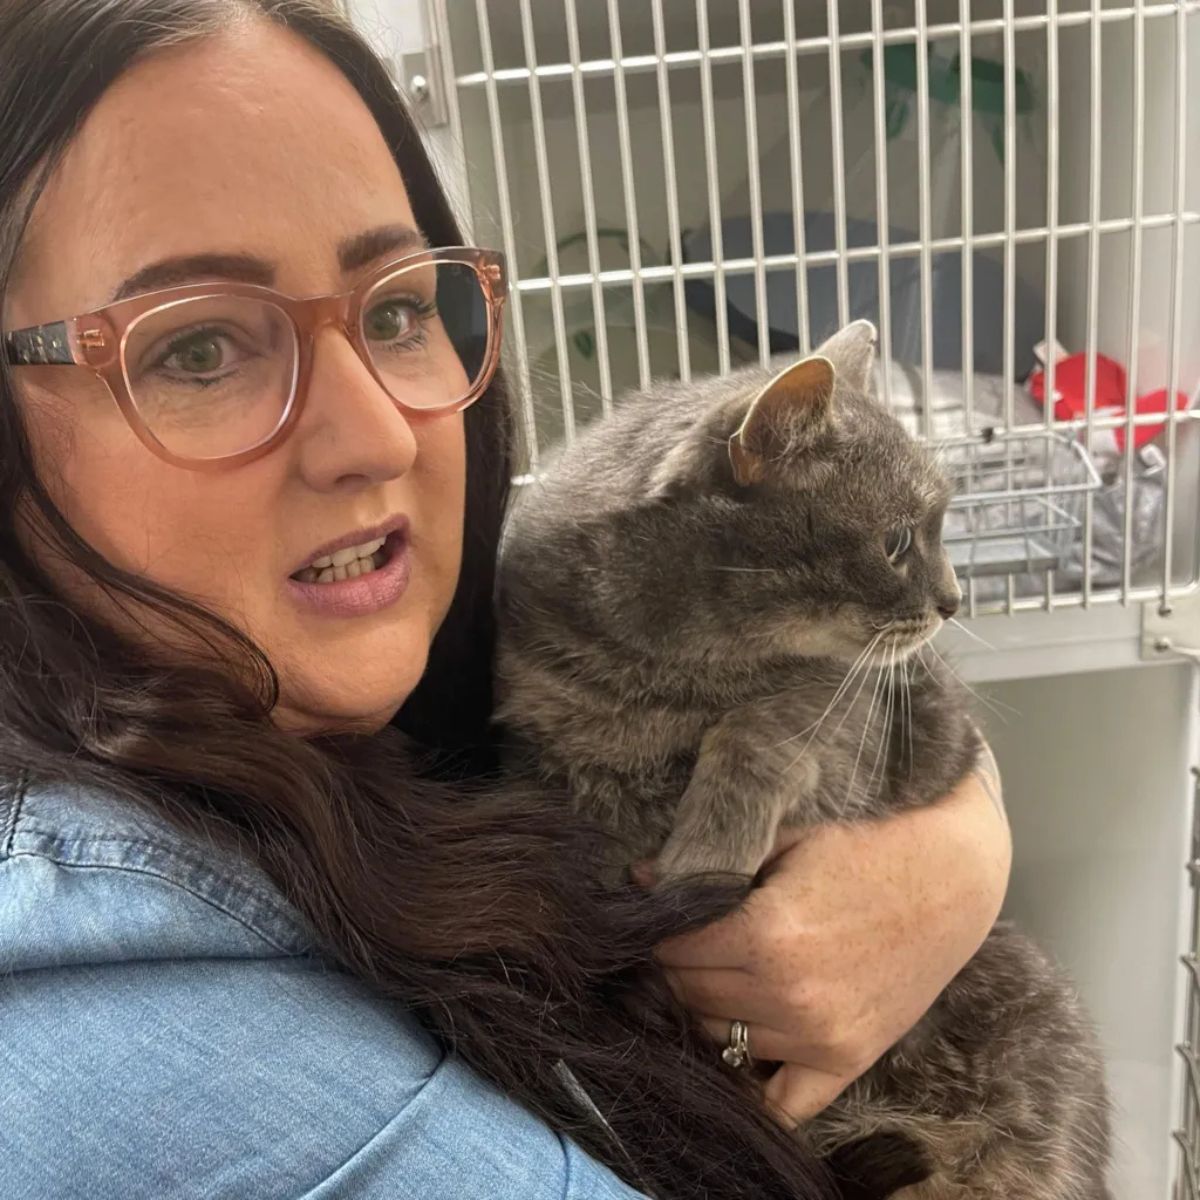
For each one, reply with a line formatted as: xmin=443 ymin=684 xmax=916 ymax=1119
xmin=344 ymin=1 xmax=474 ymax=239
xmin=344 ymin=0 xmax=423 ymax=59
xmin=984 ymin=663 xmax=1196 ymax=1200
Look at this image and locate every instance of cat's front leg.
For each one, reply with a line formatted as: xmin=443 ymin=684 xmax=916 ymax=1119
xmin=655 ymin=703 xmax=819 ymax=883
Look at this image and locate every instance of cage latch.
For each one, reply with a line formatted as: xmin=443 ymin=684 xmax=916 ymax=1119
xmin=1142 ymin=594 xmax=1200 ymax=666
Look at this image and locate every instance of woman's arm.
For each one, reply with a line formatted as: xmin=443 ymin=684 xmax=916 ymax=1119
xmin=654 ymin=740 xmax=1012 ymax=1124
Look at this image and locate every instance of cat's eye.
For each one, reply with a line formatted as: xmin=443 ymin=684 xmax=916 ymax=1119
xmin=884 ymin=527 xmax=913 ymax=563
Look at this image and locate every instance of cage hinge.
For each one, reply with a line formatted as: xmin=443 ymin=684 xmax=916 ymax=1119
xmin=393 ymin=0 xmax=449 ymax=129
xmin=1190 ymin=769 xmax=1200 ymax=885
xmin=1142 ymin=593 xmax=1200 ymax=665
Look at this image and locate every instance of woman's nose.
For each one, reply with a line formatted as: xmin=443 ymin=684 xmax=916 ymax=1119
xmin=293 ymin=326 xmax=419 ymax=491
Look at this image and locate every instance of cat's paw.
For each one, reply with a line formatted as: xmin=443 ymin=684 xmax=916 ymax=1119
xmin=652 ymin=835 xmax=761 ymax=887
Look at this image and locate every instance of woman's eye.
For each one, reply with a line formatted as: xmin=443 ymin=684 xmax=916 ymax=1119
xmin=364 ymin=298 xmax=420 ymax=343
xmin=163 ymin=331 xmax=231 ymax=375
xmin=884 ymin=527 xmax=913 ymax=563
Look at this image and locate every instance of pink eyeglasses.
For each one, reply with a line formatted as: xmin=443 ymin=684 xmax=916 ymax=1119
xmin=2 ymin=245 xmax=507 ymax=472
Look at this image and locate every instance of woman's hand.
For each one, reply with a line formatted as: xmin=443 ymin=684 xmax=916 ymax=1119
xmin=654 ymin=742 xmax=1011 ymax=1126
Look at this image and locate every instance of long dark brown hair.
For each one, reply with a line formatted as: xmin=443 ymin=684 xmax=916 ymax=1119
xmin=0 ymin=3 xmax=838 ymax=1197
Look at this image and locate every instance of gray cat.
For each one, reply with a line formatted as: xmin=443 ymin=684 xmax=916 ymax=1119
xmin=496 ymin=321 xmax=1112 ymax=1199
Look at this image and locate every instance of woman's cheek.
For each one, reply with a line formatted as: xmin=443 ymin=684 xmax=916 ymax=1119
xmin=416 ymin=415 xmax=467 ymax=615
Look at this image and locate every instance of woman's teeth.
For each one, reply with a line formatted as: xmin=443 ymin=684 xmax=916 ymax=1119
xmin=292 ymin=536 xmax=388 ymax=585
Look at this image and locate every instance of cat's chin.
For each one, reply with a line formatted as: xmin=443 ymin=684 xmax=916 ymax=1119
xmin=868 ymin=637 xmax=928 ymax=665
xmin=771 ymin=614 xmax=941 ymax=665
xmin=861 ymin=617 xmax=943 ymax=664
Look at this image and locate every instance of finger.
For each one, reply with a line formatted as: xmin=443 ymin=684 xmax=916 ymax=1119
xmin=762 ymin=825 xmax=809 ymax=867
xmin=763 ymin=1063 xmax=850 ymax=1126
xmin=630 ymin=859 xmax=656 ymax=888
xmin=695 ymin=1015 xmax=808 ymax=1065
xmin=693 ymin=1008 xmax=866 ymax=1078
xmin=655 ymin=893 xmax=768 ymax=969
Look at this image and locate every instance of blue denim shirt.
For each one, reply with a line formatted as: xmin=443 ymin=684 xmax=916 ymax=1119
xmin=0 ymin=778 xmax=648 ymax=1199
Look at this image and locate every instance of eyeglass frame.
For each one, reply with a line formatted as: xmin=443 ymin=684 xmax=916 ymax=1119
xmin=1 ymin=244 xmax=508 ymax=473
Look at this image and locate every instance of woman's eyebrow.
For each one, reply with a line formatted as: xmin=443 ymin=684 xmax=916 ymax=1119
xmin=337 ymin=224 xmax=429 ymax=273
xmin=106 ymin=225 xmax=429 ymax=305
xmin=110 ymin=253 xmax=274 ymax=302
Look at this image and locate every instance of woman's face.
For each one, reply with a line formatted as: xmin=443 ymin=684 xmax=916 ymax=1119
xmin=3 ymin=21 xmax=468 ymax=734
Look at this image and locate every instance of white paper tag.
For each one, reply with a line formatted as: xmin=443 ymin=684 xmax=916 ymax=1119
xmin=1033 ymin=338 xmax=1071 ymax=369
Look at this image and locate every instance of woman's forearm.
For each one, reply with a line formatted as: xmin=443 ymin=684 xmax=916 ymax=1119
xmin=886 ymin=736 xmax=1013 ymax=954
xmin=656 ymin=736 xmax=1015 ymax=1123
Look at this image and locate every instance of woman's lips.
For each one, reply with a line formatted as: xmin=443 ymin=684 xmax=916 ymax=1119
xmin=284 ymin=528 xmax=411 ymax=618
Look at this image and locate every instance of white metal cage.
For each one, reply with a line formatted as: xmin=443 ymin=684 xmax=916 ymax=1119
xmin=415 ymin=0 xmax=1200 ymax=627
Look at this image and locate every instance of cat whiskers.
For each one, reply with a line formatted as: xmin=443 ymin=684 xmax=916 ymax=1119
xmin=848 ymin=641 xmax=892 ymax=801
xmin=778 ymin=630 xmax=886 ymax=751
xmin=901 ymin=652 xmax=915 ymax=780
xmin=918 ymin=641 xmax=1016 ymax=722
xmin=865 ymin=640 xmax=898 ymax=799
xmin=947 ymin=616 xmax=996 ymax=651
xmin=710 ymin=566 xmax=780 ymax=574
xmin=780 ymin=632 xmax=886 ymax=780
xmin=876 ymin=627 xmax=917 ymax=782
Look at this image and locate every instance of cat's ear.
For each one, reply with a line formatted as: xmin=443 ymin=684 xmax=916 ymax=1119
xmin=727 ymin=355 xmax=835 ymax=486
xmin=814 ymin=319 xmax=878 ymax=395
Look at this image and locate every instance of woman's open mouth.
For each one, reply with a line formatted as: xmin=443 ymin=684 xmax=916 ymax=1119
xmin=286 ymin=527 xmax=412 ymax=618
xmin=290 ymin=531 xmax=395 ymax=585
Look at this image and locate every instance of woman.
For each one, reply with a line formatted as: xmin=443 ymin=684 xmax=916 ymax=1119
xmin=0 ymin=2 xmax=1012 ymax=1197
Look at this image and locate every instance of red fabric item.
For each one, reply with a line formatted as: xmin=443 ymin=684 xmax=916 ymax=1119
xmin=1027 ymin=353 xmax=1126 ymax=421
xmin=1028 ymin=353 xmax=1190 ymax=451
xmin=1115 ymin=388 xmax=1192 ymax=452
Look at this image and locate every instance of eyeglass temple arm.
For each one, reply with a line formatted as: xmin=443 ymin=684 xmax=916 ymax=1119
xmin=3 ymin=322 xmax=77 ymax=366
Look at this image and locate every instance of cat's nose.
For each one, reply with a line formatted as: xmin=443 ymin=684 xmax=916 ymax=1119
xmin=937 ymin=596 xmax=960 ymax=620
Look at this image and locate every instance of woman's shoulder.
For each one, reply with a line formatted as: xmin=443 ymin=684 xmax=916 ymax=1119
xmin=0 ymin=775 xmax=647 ymax=1200
xmin=0 ymin=773 xmax=316 ymax=970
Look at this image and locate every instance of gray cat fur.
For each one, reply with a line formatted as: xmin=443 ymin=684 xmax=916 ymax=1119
xmin=496 ymin=321 xmax=1112 ymax=1198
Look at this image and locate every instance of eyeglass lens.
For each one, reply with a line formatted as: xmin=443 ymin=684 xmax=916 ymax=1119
xmin=119 ymin=260 xmax=490 ymax=460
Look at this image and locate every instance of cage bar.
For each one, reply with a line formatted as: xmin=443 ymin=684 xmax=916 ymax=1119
xmin=509 ymin=214 xmax=1200 ymax=294
xmin=455 ymin=6 xmax=1198 ymax=89
xmin=604 ymin=0 xmax=651 ymax=392
xmin=1080 ymin=0 xmax=1103 ymax=607
xmin=826 ymin=0 xmax=850 ymax=328
xmin=914 ymin=0 xmax=934 ymax=442
xmin=695 ymin=0 xmax=731 ymax=377
xmin=518 ymin=0 xmax=576 ymax=443
xmin=471 ymin=0 xmax=539 ymax=468
xmin=958 ymin=0 xmax=975 ymax=439
xmin=1162 ymin=0 xmax=1191 ymax=609
xmin=563 ymin=0 xmax=614 ymax=417
xmin=782 ymin=0 xmax=811 ymax=356
xmin=738 ymin=0 xmax=770 ymax=369
xmin=1121 ymin=3 xmax=1147 ymax=602
xmin=869 ymin=0 xmax=893 ymax=413
xmin=650 ymin=0 xmax=690 ymax=384
xmin=1043 ymin=0 xmax=1060 ymax=610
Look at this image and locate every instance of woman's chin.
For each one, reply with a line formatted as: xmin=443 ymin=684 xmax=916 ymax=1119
xmin=271 ymin=644 xmax=430 ymax=737
xmin=271 ymin=701 xmax=401 ymax=738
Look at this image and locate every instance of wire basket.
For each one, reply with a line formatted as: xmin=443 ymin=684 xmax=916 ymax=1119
xmin=1175 ymin=1002 xmax=1200 ymax=1199
xmin=940 ymin=430 xmax=1103 ymax=579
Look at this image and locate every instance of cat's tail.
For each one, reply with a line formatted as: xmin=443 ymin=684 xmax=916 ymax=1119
xmin=823 ymin=1131 xmax=934 ymax=1199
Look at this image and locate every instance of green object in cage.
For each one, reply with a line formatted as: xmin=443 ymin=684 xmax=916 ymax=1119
xmin=861 ymin=44 xmax=1037 ymax=164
